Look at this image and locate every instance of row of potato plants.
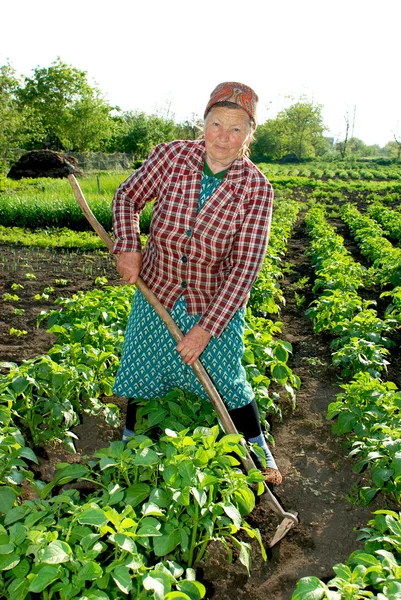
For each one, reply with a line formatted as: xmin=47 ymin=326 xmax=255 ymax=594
xmin=340 ymin=203 xmax=401 ymax=289
xmin=339 ymin=202 xmax=401 ymax=329
xmin=304 ymin=205 xmax=401 ymax=502
xmin=367 ymin=202 xmax=401 ymax=243
xmin=293 ymin=204 xmax=401 ymax=599
xmin=0 ymin=198 xmax=301 ymax=598
xmin=0 ymin=408 xmax=268 ymax=599
xmin=304 ymin=205 xmax=394 ymax=380
xmin=263 ymin=162 xmax=401 ymax=182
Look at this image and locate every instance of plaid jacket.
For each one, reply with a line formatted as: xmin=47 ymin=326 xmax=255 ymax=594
xmin=112 ymin=139 xmax=274 ymax=337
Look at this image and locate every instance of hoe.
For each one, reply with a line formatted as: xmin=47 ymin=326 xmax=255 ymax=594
xmin=61 ymin=171 xmax=298 ymax=548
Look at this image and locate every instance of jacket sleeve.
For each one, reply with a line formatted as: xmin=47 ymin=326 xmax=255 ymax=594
xmin=197 ymin=177 xmax=274 ymax=337
xmin=112 ymin=143 xmax=169 ymax=253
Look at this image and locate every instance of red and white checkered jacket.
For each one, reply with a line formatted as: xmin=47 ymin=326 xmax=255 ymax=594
xmin=112 ymin=139 xmax=273 ymax=337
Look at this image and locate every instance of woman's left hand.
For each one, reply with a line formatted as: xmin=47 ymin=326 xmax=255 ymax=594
xmin=176 ymin=324 xmax=211 ymax=365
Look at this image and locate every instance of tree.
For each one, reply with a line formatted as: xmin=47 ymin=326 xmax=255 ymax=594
xmin=0 ymin=62 xmax=39 ymax=157
xmin=109 ymin=111 xmax=176 ymax=158
xmin=175 ymin=113 xmax=203 ymax=140
xmin=384 ymin=140 xmax=401 ymax=159
xmin=17 ymin=58 xmax=115 ymax=151
xmin=250 ymin=120 xmax=281 ymax=162
xmin=275 ymin=99 xmax=328 ymax=159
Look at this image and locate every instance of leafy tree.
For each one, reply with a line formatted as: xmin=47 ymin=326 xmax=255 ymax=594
xmin=17 ymin=58 xmax=115 ymax=151
xmin=175 ymin=113 xmax=203 ymax=140
xmin=0 ymin=62 xmax=39 ymax=157
xmin=334 ymin=137 xmax=380 ymax=158
xmin=384 ymin=140 xmax=401 ymax=159
xmin=109 ymin=110 xmax=176 ymax=158
xmin=275 ymin=100 xmax=328 ymax=159
xmin=250 ymin=120 xmax=281 ymax=162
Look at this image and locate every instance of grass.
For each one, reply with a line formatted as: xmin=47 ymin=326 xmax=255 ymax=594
xmin=0 ymin=225 xmax=149 ymax=250
xmin=0 ymin=172 xmax=154 ymax=233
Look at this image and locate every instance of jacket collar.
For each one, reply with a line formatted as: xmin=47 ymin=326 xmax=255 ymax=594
xmin=186 ymin=139 xmax=248 ymax=184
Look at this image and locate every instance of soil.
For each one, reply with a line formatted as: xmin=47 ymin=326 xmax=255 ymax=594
xmin=7 ymin=150 xmax=80 ymax=180
xmin=0 ymin=215 xmax=396 ymax=600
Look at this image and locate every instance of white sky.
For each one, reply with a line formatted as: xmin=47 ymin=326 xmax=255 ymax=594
xmin=1 ymin=0 xmax=400 ymax=146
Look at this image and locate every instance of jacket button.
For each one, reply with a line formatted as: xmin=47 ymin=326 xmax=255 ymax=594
xmin=186 ymin=229 xmax=192 ymax=237
xmin=182 ymin=256 xmax=188 ymax=263
xmin=181 ymin=281 xmax=187 ymax=289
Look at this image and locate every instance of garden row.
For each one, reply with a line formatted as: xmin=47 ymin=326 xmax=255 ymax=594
xmin=293 ymin=202 xmax=401 ymax=599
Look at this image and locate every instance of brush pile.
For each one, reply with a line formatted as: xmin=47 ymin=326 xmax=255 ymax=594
xmin=8 ymin=150 xmax=80 ymax=180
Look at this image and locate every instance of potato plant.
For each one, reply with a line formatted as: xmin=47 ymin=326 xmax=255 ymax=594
xmin=0 ymin=427 xmax=266 ymax=599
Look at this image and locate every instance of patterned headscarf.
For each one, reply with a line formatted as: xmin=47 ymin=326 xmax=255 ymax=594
xmin=204 ymin=82 xmax=259 ymax=126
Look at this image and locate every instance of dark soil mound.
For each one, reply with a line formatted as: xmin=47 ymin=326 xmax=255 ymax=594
xmin=8 ymin=150 xmax=80 ymax=180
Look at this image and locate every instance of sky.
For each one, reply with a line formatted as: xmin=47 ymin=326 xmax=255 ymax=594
xmin=1 ymin=0 xmax=400 ymax=147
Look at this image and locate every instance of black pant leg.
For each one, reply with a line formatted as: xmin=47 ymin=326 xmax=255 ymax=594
xmin=228 ymin=399 xmax=262 ymax=439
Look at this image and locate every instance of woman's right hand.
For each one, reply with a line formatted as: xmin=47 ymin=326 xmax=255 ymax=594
xmin=116 ymin=252 xmax=143 ymax=284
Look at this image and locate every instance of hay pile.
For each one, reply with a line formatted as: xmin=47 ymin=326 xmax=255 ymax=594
xmin=8 ymin=150 xmax=81 ymax=180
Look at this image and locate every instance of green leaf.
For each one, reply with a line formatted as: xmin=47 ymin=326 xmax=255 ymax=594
xmin=137 ymin=523 xmax=163 ymax=538
xmin=272 ymin=364 xmax=289 ymax=381
xmin=85 ymin=592 xmax=110 ymax=600
xmin=233 ymin=488 xmax=255 ymax=515
xmin=11 ymin=376 xmax=29 ymax=394
xmin=359 ymin=487 xmax=379 ymax=504
xmin=176 ymin=579 xmax=206 ymax=600
xmin=111 ymin=534 xmax=136 ymax=552
xmin=41 ymin=540 xmax=71 ymax=564
xmin=125 ymin=483 xmax=151 ymax=507
xmin=153 ymin=527 xmax=180 ymax=556
xmin=0 ymin=553 xmax=19 ymax=571
xmin=0 ymin=543 xmax=15 ymax=555
xmin=132 ymin=447 xmax=159 ymax=466
xmin=274 ymin=344 xmax=289 ymax=362
xmin=17 ymin=447 xmax=39 ymax=464
xmin=372 ymin=467 xmax=393 ymax=488
xmin=149 ymin=488 xmax=171 ymax=508
xmin=10 ymin=557 xmax=30 ymax=578
xmin=78 ymin=508 xmax=108 ymax=527
xmin=143 ymin=572 xmax=172 ymax=600
xmin=348 ymin=552 xmax=381 ymax=568
xmin=0 ymin=487 xmax=18 ymax=514
xmin=76 ymin=560 xmax=103 ymax=581
xmin=221 ymin=502 xmax=242 ymax=529
xmin=190 ymin=487 xmax=207 ymax=508
xmin=142 ymin=502 xmax=165 ymax=517
xmin=385 ymin=515 xmax=401 ymax=537
xmin=111 ymin=565 xmax=132 ymax=594
xmin=332 ymin=412 xmax=356 ymax=435
xmin=238 ymin=541 xmax=252 ymax=575
xmin=80 ymin=533 xmax=102 ymax=553
xmin=7 ymin=576 xmax=30 ymax=600
xmin=292 ymin=576 xmax=330 ymax=600
xmin=390 ymin=451 xmax=401 ymax=478
xmin=5 ymin=506 xmax=29 ymax=526
xmin=28 ymin=565 xmax=60 ymax=593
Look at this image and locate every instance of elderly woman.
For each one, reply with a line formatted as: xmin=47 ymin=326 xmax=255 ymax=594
xmin=112 ymin=82 xmax=281 ymax=485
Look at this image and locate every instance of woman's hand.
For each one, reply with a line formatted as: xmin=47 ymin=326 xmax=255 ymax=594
xmin=176 ymin=324 xmax=211 ymax=365
xmin=116 ymin=252 xmax=142 ymax=284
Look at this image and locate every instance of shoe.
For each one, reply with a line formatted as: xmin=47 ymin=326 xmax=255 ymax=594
xmin=261 ymin=467 xmax=283 ymax=486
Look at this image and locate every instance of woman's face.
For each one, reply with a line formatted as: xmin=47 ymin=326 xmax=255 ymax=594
xmin=204 ymin=106 xmax=252 ymax=168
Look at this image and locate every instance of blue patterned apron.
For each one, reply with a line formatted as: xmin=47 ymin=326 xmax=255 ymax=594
xmin=113 ymin=167 xmax=254 ymax=409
